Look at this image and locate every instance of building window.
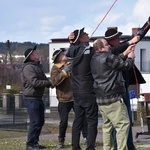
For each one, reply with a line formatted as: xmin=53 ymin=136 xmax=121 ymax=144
xmin=140 ymin=49 xmax=146 ymax=72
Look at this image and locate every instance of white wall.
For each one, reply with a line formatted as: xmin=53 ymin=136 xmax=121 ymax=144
xmin=133 ymin=40 xmax=150 ymax=93
xmin=134 ymin=41 xmax=150 ymax=71
xmin=140 ymin=74 xmax=150 ymax=93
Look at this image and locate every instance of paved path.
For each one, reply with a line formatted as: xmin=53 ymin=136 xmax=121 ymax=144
xmin=42 ymin=118 xmax=150 ymax=144
xmin=39 ymin=125 xmax=150 ymax=142
xmin=16 ymin=118 xmax=150 ymax=149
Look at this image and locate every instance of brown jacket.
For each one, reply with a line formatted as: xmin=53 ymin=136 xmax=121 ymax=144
xmin=50 ymin=63 xmax=73 ymax=102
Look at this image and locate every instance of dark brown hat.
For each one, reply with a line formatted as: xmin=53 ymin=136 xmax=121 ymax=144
xmin=52 ymin=49 xmax=63 ymax=63
xmin=24 ymin=46 xmax=37 ymax=63
xmin=105 ymin=28 xmax=122 ymax=40
xmin=69 ymin=28 xmax=84 ymax=44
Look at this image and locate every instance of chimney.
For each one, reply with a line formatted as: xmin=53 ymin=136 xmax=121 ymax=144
xmin=132 ymin=28 xmax=140 ymax=36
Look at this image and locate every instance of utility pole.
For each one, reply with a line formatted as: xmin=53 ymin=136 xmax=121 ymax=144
xmin=4 ymin=40 xmax=14 ymax=87
xmin=6 ymin=40 xmax=13 ymax=66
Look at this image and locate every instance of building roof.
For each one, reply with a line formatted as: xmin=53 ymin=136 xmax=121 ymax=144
xmin=50 ymin=35 xmax=150 ymax=43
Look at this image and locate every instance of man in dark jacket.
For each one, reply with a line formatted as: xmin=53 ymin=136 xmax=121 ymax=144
xmin=51 ymin=49 xmax=88 ymax=149
xmin=91 ymin=38 xmax=135 ymax=150
xmin=21 ymin=46 xmax=51 ymax=150
xmin=104 ymin=16 xmax=150 ymax=150
xmin=67 ymin=28 xmax=98 ymax=150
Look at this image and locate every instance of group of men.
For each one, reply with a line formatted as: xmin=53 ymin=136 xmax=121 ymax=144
xmin=21 ymin=17 xmax=150 ymax=150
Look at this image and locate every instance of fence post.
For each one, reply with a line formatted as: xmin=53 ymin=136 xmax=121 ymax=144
xmin=2 ymin=93 xmax=11 ymax=114
xmin=14 ymin=93 xmax=23 ymax=109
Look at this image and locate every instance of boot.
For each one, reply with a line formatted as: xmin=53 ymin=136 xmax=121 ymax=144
xmin=57 ymin=137 xmax=65 ymax=149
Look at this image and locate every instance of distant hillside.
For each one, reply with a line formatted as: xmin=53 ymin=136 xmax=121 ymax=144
xmin=0 ymin=41 xmax=48 ymax=55
xmin=0 ymin=41 xmax=49 ymax=73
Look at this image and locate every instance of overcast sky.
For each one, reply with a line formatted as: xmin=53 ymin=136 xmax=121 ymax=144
xmin=0 ymin=0 xmax=150 ymax=43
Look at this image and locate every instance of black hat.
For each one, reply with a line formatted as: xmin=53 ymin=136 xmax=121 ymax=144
xmin=69 ymin=28 xmax=84 ymax=44
xmin=52 ymin=49 xmax=63 ymax=63
xmin=24 ymin=46 xmax=37 ymax=63
xmin=105 ymin=28 xmax=122 ymax=40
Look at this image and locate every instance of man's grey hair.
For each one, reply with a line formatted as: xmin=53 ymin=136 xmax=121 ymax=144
xmin=93 ymin=38 xmax=104 ymax=52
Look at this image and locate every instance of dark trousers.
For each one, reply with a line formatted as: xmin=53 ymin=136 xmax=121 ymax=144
xmin=58 ymin=101 xmax=88 ymax=139
xmin=72 ymin=93 xmax=98 ymax=150
xmin=25 ymin=98 xmax=45 ymax=146
xmin=124 ymin=90 xmax=135 ymax=150
xmin=113 ymin=89 xmax=135 ymax=150
xmin=81 ymin=115 xmax=88 ymax=138
xmin=58 ymin=101 xmax=74 ymax=138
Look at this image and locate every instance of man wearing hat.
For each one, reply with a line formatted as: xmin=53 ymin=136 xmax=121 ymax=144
xmin=104 ymin=17 xmax=150 ymax=150
xmin=67 ymin=28 xmax=98 ymax=150
xmin=91 ymin=38 xmax=135 ymax=150
xmin=50 ymin=49 xmax=88 ymax=148
xmin=21 ymin=46 xmax=52 ymax=150
xmin=50 ymin=49 xmax=73 ymax=148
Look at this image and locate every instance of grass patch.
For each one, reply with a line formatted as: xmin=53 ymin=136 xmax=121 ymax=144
xmin=0 ymin=124 xmax=150 ymax=150
xmin=0 ymin=139 xmax=150 ymax=150
xmin=0 ymin=130 xmax=27 ymax=139
xmin=0 ymin=138 xmax=103 ymax=150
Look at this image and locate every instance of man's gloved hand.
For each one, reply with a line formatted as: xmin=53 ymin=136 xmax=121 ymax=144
xmin=64 ymin=63 xmax=72 ymax=72
xmin=136 ymin=29 xmax=145 ymax=37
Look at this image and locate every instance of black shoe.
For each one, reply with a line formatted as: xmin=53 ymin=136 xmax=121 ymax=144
xmin=57 ymin=143 xmax=64 ymax=148
xmin=57 ymin=137 xmax=65 ymax=148
xmin=34 ymin=144 xmax=46 ymax=149
xmin=26 ymin=145 xmax=39 ymax=150
xmin=38 ymin=145 xmax=46 ymax=149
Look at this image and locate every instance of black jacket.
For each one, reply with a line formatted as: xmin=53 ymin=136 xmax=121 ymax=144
xmin=91 ymin=51 xmax=134 ymax=101
xmin=66 ymin=43 xmax=95 ymax=94
xmin=110 ymin=42 xmax=146 ymax=87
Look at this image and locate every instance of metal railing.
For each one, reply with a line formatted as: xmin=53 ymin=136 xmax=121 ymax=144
xmin=0 ymin=94 xmax=28 ymax=131
xmin=0 ymin=94 xmax=50 ymax=131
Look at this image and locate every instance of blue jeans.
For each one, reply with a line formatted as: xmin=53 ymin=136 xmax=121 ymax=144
xmin=25 ymin=98 xmax=45 ymax=146
xmin=113 ymin=89 xmax=135 ymax=150
xmin=72 ymin=93 xmax=98 ymax=150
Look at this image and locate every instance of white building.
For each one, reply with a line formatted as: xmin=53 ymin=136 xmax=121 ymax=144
xmin=49 ymin=28 xmax=150 ymax=107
